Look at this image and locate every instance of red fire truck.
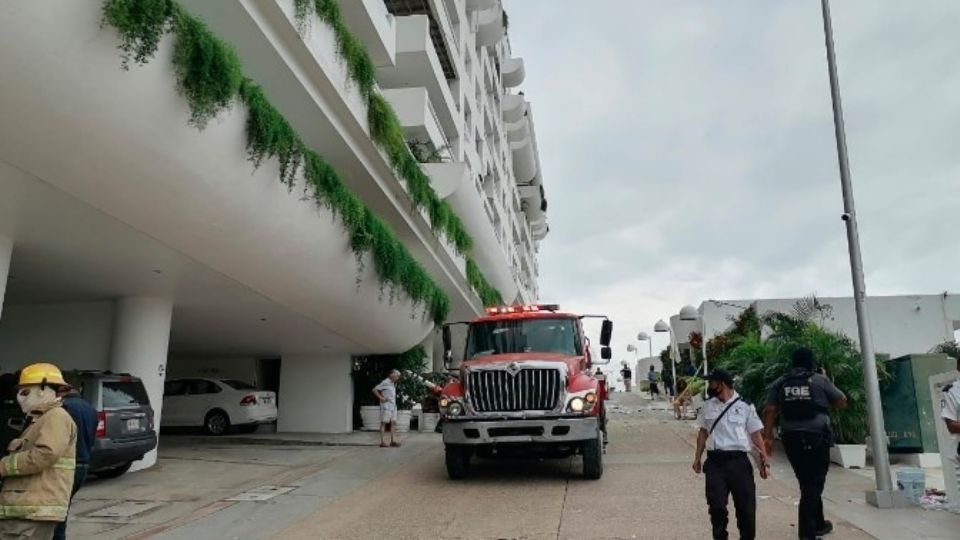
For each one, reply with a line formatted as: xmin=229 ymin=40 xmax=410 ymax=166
xmin=439 ymin=304 xmax=613 ymax=479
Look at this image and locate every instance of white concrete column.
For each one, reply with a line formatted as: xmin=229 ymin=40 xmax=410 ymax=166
xmin=278 ymin=356 xmax=353 ymax=433
xmin=432 ymin=329 xmax=445 ymax=372
xmin=0 ymin=236 xmax=12 ymax=321
xmin=109 ymin=297 xmax=173 ymax=470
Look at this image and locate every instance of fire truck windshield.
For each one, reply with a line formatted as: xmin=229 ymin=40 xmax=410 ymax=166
xmin=465 ymin=318 xmax=581 ymax=359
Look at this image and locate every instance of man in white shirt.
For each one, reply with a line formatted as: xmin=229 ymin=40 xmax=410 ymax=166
xmin=693 ymin=370 xmax=769 ymax=540
xmin=941 ymin=356 xmax=960 ymax=461
xmin=373 ymin=370 xmax=402 ymax=448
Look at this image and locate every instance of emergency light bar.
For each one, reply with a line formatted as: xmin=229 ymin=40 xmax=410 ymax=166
xmin=484 ymin=304 xmax=560 ymax=315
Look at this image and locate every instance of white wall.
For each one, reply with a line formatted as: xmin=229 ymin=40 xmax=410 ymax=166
xmin=699 ymin=295 xmax=960 ymax=360
xmin=278 ymin=355 xmax=353 ymax=433
xmin=0 ymin=302 xmax=113 ymax=372
xmin=168 ymin=356 xmax=259 ymax=385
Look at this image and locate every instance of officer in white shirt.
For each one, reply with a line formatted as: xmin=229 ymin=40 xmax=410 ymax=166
xmin=693 ymin=370 xmax=770 ymax=540
xmin=941 ymin=356 xmax=960 ymax=460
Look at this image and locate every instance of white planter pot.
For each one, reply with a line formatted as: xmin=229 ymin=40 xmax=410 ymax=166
xmin=360 ymin=406 xmax=381 ymax=431
xmin=420 ymin=412 xmax=440 ymax=432
xmin=830 ymin=444 xmax=866 ymax=469
xmin=395 ymin=410 xmax=413 ymax=433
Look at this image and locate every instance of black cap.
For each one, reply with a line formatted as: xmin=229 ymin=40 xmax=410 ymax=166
xmin=707 ymin=369 xmax=734 ymax=387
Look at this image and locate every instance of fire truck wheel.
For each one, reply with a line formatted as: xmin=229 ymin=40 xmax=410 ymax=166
xmin=445 ymin=445 xmax=471 ymax=480
xmin=582 ymin=431 xmax=604 ymax=480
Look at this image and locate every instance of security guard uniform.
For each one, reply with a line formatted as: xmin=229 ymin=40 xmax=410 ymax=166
xmin=699 ymin=390 xmax=764 ymax=540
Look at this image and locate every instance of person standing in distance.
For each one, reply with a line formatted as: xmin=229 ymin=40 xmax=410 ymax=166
xmin=52 ymin=382 xmax=97 ymax=540
xmin=373 ymin=370 xmax=402 ymax=448
xmin=763 ymin=348 xmax=847 ymax=540
xmin=938 ymin=355 xmax=960 ymax=484
xmin=693 ymin=369 xmax=770 ymax=540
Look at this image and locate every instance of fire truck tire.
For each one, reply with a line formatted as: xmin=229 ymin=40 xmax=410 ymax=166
xmin=582 ymin=431 xmax=604 ymax=479
xmin=445 ymin=445 xmax=471 ymax=479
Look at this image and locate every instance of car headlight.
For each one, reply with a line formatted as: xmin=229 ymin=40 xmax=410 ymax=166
xmin=447 ymin=401 xmax=464 ymax=417
xmin=568 ymin=397 xmax=585 ymax=412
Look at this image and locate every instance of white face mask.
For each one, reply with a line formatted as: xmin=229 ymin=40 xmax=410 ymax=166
xmin=16 ymin=386 xmax=57 ymax=415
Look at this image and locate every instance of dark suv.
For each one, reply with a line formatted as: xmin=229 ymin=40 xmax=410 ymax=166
xmin=63 ymin=371 xmax=158 ymax=478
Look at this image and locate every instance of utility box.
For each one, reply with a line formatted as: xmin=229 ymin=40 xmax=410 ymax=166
xmin=881 ymin=354 xmax=955 ymax=453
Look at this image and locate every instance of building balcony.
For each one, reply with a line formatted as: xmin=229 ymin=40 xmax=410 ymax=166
xmin=381 ymin=87 xmax=451 ymax=158
xmin=0 ymin=1 xmax=435 ymax=355
xmin=378 ymin=15 xmax=461 ymax=143
xmin=477 ymin=7 xmax=505 ymax=47
xmin=339 ymin=0 xmax=396 ymax=67
xmin=501 ymin=57 xmax=525 ymax=88
xmin=502 ymin=94 xmax=526 ymax=124
xmin=426 ymin=162 xmax=521 ymax=303
xmin=466 ymin=0 xmax=498 ymax=11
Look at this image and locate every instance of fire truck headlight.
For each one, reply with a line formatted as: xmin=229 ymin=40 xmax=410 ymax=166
xmin=584 ymin=392 xmax=597 ymax=405
xmin=568 ymin=397 xmax=586 ymax=413
xmin=447 ymin=401 xmax=464 ymax=417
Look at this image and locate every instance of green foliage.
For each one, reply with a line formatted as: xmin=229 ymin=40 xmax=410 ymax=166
xmin=466 ymin=259 xmax=504 ymax=307
xmin=101 ymin=0 xmax=449 ymax=325
xmin=292 ymin=1 xmax=475 ymax=257
xmin=712 ymin=306 xmax=891 ymax=444
xmin=930 ymin=340 xmax=960 ymax=360
xmin=408 ymin=140 xmax=448 ymax=164
xmin=353 ymin=347 xmax=430 ymax=409
xmin=102 ymin=0 xmax=174 ymax=67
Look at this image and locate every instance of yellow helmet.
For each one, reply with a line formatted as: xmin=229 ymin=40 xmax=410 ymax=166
xmin=18 ymin=363 xmax=67 ymax=387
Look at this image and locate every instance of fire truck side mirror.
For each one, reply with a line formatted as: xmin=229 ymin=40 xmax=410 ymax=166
xmin=442 ymin=325 xmax=452 ymax=368
xmin=600 ymin=347 xmax=612 ymax=361
xmin=600 ymin=320 xmax=613 ymax=347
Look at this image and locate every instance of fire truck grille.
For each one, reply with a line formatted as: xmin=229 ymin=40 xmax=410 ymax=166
xmin=467 ymin=368 xmax=563 ymax=412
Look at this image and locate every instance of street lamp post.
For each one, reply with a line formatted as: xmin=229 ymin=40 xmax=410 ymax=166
xmin=654 ymin=320 xmax=678 ymax=395
xmin=820 ymin=0 xmax=897 ymax=507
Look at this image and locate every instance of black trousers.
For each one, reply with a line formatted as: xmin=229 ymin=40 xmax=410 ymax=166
xmin=781 ymin=431 xmax=831 ymax=540
xmin=705 ymin=451 xmax=756 ymax=540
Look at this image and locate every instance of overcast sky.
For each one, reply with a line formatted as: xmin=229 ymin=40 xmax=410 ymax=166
xmin=505 ymin=0 xmax=960 ymax=359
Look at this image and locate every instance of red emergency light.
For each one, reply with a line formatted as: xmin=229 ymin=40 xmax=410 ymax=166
xmin=484 ymin=304 xmax=560 ymax=315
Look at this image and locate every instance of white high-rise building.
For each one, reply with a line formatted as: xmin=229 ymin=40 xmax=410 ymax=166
xmin=0 ymin=0 xmax=547 ymax=467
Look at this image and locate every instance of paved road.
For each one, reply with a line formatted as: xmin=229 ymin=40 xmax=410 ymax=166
xmin=272 ymin=393 xmax=871 ymax=540
xmin=70 ymin=392 xmax=885 ymax=539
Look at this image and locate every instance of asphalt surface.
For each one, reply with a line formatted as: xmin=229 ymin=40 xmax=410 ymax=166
xmin=68 ymin=392 xmax=886 ymax=539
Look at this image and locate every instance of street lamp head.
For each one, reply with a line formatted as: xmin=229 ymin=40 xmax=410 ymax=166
xmin=637 ymin=332 xmax=650 ymax=341
xmin=679 ymin=305 xmax=699 ymax=321
xmin=654 ymin=320 xmax=670 ymax=333
xmin=626 ymin=344 xmax=636 ymax=352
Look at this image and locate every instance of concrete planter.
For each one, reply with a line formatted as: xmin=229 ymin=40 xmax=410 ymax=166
xmin=420 ymin=412 xmax=440 ymax=432
xmin=360 ymin=406 xmax=381 ymax=431
xmin=830 ymin=444 xmax=866 ymax=469
xmin=396 ymin=410 xmax=413 ymax=433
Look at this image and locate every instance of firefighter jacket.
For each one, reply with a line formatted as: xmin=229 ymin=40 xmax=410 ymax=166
xmin=0 ymin=402 xmax=77 ymax=521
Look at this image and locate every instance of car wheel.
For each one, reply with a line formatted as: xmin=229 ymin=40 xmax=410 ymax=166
xmin=204 ymin=410 xmax=230 ymax=436
xmin=582 ymin=430 xmax=604 ymax=480
xmin=444 ymin=444 xmax=471 ymax=480
xmin=94 ymin=461 xmax=132 ymax=479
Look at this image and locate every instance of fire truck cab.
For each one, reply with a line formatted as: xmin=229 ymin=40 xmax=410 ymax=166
xmin=440 ymin=304 xmax=613 ymax=479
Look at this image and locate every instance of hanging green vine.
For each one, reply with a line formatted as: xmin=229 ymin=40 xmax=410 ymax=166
xmin=291 ymin=0 xmax=503 ymax=306
xmin=101 ymin=0 xmax=449 ymax=324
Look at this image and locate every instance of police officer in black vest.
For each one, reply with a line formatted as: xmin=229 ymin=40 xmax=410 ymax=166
xmin=763 ymin=348 xmax=847 ymax=540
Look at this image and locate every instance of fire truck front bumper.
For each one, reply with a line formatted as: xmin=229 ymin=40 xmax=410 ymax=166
xmin=442 ymin=416 xmax=599 ymax=445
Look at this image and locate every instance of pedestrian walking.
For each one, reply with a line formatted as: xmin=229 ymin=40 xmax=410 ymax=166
xmin=938 ymin=354 xmax=959 ymax=478
xmin=647 ymin=365 xmax=660 ymax=399
xmin=762 ymin=348 xmax=847 ymax=540
xmin=373 ymin=370 xmax=402 ymax=448
xmin=663 ymin=369 xmax=675 ymax=398
xmin=52 ymin=383 xmax=97 ymax=540
xmin=0 ymin=363 xmax=77 ymax=540
xmin=693 ymin=369 xmax=769 ymax=540
xmin=620 ymin=364 xmax=633 ymax=393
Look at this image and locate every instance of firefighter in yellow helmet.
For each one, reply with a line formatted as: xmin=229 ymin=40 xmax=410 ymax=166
xmin=0 ymin=363 xmax=76 ymax=540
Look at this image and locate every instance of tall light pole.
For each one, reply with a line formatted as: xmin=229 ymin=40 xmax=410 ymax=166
xmin=820 ymin=0 xmax=897 ymax=507
xmin=655 ymin=319 xmax=677 ymax=395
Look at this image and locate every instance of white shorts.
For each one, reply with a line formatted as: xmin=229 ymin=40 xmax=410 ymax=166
xmin=381 ymin=403 xmax=397 ymax=424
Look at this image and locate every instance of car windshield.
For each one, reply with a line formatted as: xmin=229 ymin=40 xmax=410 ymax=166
xmin=222 ymin=380 xmax=257 ymax=390
xmin=465 ymin=318 xmax=581 ymax=359
xmin=102 ymin=381 xmax=150 ymax=408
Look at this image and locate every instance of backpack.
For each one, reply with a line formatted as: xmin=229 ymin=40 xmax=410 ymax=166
xmin=779 ymin=371 xmax=822 ymax=421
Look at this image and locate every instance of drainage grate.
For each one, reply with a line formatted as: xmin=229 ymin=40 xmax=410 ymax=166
xmin=224 ymin=485 xmax=295 ymax=502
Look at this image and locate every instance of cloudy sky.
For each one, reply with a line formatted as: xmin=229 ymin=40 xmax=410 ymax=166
xmin=504 ymin=0 xmax=960 ymax=358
